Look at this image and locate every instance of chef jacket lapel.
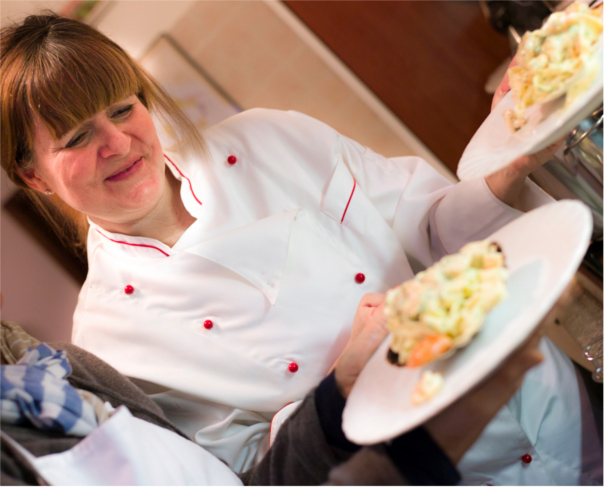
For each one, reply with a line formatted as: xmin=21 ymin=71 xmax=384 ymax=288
xmin=320 ymin=153 xmax=415 ymax=286
xmin=184 ymin=209 xmax=299 ymax=306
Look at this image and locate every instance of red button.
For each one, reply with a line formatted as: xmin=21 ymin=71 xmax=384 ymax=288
xmin=355 ymin=273 xmax=366 ymax=284
xmin=227 ymin=155 xmax=237 ymax=165
xmin=124 ymin=285 xmax=134 ymax=295
xmin=521 ymin=454 xmax=532 ymax=464
xmin=288 ymin=362 xmax=299 ymax=373
xmin=203 ymin=320 xmax=214 ymax=330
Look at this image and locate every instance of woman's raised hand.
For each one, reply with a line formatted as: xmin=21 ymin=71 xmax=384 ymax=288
xmin=484 ymin=137 xmax=565 ymax=209
xmin=334 ymin=293 xmax=388 ymax=399
xmin=491 ymin=55 xmax=518 ymax=112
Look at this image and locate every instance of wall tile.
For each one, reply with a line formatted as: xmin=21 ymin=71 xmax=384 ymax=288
xmin=170 ymin=1 xmax=416 ymax=159
xmin=170 ymin=1 xmax=244 ymax=57
xmin=231 ymin=1 xmax=301 ymax=63
xmin=333 ymin=98 xmax=412 ymax=157
xmin=289 ymin=46 xmax=357 ymax=112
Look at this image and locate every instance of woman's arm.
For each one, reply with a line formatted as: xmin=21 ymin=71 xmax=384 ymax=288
xmin=335 ymin=124 xmax=554 ymax=266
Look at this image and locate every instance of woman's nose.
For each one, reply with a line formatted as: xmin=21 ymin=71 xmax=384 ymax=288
xmin=98 ymin=122 xmax=130 ymax=159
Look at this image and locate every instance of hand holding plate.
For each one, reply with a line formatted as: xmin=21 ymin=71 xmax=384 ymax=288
xmin=334 ymin=293 xmax=388 ymax=399
xmin=484 ymin=136 xmax=565 ymax=209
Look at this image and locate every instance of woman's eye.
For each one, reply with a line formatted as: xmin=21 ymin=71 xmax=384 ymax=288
xmin=111 ymin=104 xmax=134 ymax=119
xmin=66 ymin=132 xmax=88 ymax=148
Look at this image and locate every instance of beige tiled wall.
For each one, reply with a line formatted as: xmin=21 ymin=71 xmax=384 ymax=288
xmin=169 ymin=1 xmax=417 ymax=158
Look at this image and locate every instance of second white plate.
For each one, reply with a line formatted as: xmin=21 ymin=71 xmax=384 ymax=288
xmin=342 ymin=200 xmax=592 ymax=445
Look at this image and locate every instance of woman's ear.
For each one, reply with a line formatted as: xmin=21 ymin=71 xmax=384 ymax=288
xmin=14 ymin=166 xmax=50 ymax=194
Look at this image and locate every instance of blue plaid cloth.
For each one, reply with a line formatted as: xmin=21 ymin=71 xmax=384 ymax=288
xmin=1 ymin=343 xmax=98 ymax=436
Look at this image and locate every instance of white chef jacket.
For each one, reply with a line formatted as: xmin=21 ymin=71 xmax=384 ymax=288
xmin=72 ymin=108 xmax=582 ymax=483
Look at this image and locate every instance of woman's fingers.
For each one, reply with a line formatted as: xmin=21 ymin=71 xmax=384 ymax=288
xmin=511 ymin=135 xmax=566 ymax=174
xmin=358 ymin=293 xmax=386 ymax=308
xmin=350 ymin=294 xmax=386 ymax=340
xmin=491 ymin=72 xmax=510 ymax=111
xmin=328 ymin=293 xmax=386 ymax=378
xmin=485 ymin=133 xmax=566 ymax=208
xmin=335 ymin=301 xmax=388 ymax=399
xmin=491 ymin=55 xmax=518 ymax=111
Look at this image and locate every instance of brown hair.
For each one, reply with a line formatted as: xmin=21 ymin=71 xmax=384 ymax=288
xmin=1 ymin=13 xmax=206 ymax=256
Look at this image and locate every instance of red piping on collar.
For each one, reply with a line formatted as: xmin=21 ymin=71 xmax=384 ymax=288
xmin=340 ymin=179 xmax=356 ymax=224
xmin=96 ymin=230 xmax=170 ymax=257
xmin=164 ymin=154 xmax=202 ymax=206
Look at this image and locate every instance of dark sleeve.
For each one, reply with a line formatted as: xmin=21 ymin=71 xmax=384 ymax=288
xmin=313 ymin=371 xmax=359 ymax=452
xmin=315 ymin=371 xmax=460 ymax=486
xmin=239 ymin=391 xmax=355 ymax=485
xmin=241 ymin=372 xmax=460 ymax=486
xmin=385 ymin=428 xmax=461 ymax=486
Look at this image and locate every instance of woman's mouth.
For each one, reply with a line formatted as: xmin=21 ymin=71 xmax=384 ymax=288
xmin=105 ymin=157 xmax=142 ymax=182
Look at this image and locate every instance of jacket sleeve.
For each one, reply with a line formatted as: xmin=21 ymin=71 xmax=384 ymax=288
xmin=214 ymin=108 xmax=553 ymax=272
xmin=336 ymin=130 xmax=554 ymax=271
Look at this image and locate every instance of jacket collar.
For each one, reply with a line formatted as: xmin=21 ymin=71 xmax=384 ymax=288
xmin=88 ymin=221 xmax=174 ymax=259
xmin=88 ymin=209 xmax=299 ymax=306
xmin=183 ymin=209 xmax=298 ymax=305
xmin=85 ymin=152 xmax=201 ymax=260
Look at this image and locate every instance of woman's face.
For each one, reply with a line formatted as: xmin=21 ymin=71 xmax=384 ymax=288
xmin=23 ymin=95 xmax=166 ymax=228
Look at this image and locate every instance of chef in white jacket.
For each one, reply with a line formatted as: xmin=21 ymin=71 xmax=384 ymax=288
xmin=3 ymin=13 xmax=594 ymax=486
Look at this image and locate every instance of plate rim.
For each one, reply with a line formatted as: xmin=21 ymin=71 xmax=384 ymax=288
xmin=342 ymin=200 xmax=593 ymax=444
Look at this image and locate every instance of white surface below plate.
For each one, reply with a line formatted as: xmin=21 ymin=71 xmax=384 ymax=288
xmin=342 ymin=200 xmax=592 ymax=445
xmin=457 ymin=37 xmax=603 ymax=181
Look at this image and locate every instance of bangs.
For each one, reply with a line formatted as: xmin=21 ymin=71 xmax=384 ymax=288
xmin=24 ymin=34 xmax=142 ymax=139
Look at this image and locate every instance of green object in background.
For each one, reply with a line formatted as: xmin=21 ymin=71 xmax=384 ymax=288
xmin=61 ymin=1 xmax=99 ymax=22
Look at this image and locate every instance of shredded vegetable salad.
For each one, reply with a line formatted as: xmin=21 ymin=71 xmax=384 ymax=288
xmin=384 ymin=240 xmax=508 ymax=404
xmin=504 ymin=1 xmax=603 ymax=132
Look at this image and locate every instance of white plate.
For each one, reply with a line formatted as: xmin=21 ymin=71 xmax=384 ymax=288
xmin=342 ymin=200 xmax=592 ymax=445
xmin=457 ymin=37 xmax=603 ymax=181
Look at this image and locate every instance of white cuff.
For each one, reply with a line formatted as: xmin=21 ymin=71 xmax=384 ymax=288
xmin=434 ymin=177 xmax=553 ymax=254
xmin=269 ymin=400 xmax=303 ymax=447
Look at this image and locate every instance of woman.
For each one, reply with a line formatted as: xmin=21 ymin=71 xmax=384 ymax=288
xmin=1 ymin=13 xmax=591 ymax=484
